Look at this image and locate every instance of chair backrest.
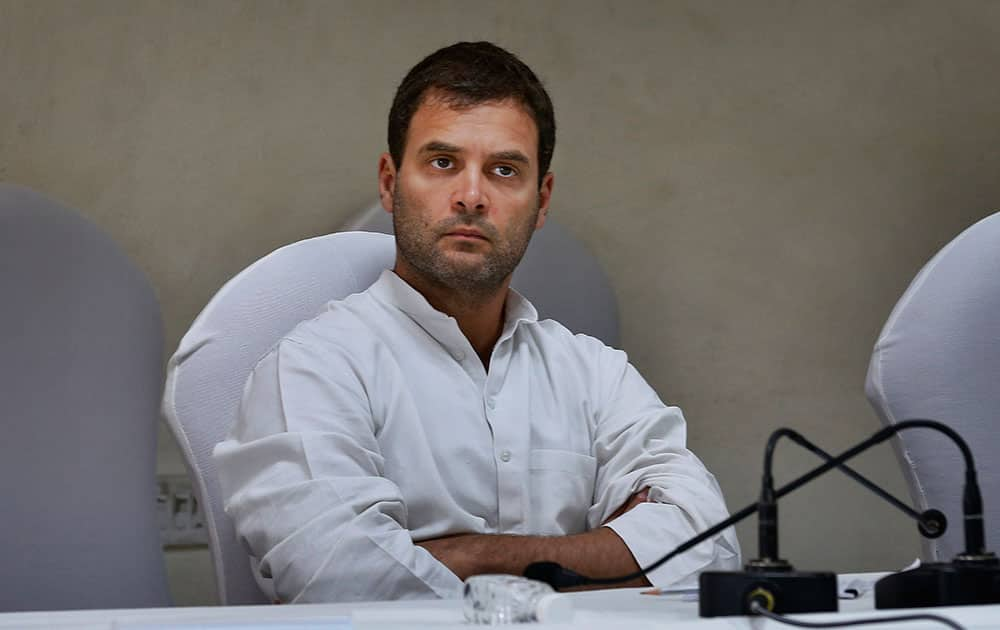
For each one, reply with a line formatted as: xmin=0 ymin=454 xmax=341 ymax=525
xmin=0 ymin=184 xmax=169 ymax=611
xmin=866 ymin=211 xmax=1000 ymax=561
xmin=163 ymin=232 xmax=396 ymax=604
xmin=164 ymin=213 xmax=620 ymax=604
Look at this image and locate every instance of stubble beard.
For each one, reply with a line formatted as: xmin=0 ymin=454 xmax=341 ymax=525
xmin=391 ymin=182 xmax=539 ymax=299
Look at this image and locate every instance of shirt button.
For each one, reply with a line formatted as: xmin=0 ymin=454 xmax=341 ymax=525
xmin=500 ymin=449 xmax=512 ymax=462
xmin=487 ymin=397 xmax=496 ymax=409
xmin=453 ymin=350 xmax=466 ymax=361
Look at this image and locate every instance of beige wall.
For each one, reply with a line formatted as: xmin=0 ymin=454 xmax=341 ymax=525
xmin=3 ymin=0 xmax=999 ymax=605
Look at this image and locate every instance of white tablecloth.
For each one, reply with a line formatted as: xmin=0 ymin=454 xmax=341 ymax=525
xmin=0 ymin=573 xmax=995 ymax=629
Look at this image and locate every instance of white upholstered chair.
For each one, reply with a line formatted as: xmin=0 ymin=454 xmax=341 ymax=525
xmin=866 ymin=211 xmax=1000 ymax=561
xmin=163 ymin=209 xmax=620 ymax=604
xmin=163 ymin=231 xmax=395 ymax=604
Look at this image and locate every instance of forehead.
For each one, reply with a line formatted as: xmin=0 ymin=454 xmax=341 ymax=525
xmin=406 ymin=97 xmax=539 ymax=159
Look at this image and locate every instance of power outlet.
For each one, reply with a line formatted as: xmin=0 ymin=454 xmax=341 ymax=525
xmin=157 ymin=474 xmax=208 ymax=548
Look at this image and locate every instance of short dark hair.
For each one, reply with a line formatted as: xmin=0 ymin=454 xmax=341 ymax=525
xmin=388 ymin=41 xmax=556 ymax=187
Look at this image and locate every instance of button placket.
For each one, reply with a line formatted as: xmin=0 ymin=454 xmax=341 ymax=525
xmin=485 ymin=338 xmax=527 ymax=532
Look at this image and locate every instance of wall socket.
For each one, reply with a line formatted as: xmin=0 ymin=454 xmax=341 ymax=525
xmin=157 ymin=474 xmax=209 ymax=548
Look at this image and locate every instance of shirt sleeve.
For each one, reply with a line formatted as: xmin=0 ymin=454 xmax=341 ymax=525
xmin=586 ymin=343 xmax=742 ymax=587
xmin=213 ymin=338 xmax=463 ymax=603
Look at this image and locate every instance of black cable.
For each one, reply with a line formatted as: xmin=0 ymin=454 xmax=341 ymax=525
xmin=749 ymin=601 xmax=965 ymax=629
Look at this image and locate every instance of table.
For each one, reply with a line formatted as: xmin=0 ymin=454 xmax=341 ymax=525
xmin=0 ymin=573 xmax=996 ymax=629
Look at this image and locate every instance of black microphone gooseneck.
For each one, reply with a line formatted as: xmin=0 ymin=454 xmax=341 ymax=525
xmin=754 ymin=427 xmax=948 ymax=571
xmin=524 ymin=419 xmax=985 ymax=599
xmin=755 ymin=430 xmax=781 ymax=567
xmin=771 ymin=428 xmax=947 ymax=538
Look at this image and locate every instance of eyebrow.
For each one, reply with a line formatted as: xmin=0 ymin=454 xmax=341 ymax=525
xmin=491 ymin=150 xmax=530 ymax=165
xmin=419 ymin=141 xmax=462 ymax=154
xmin=418 ymin=141 xmax=531 ymax=165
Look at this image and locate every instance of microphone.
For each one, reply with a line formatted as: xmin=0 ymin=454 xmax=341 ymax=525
xmin=752 ymin=476 xmax=783 ymax=568
xmin=704 ymin=425 xmax=951 ymax=616
xmin=873 ymin=428 xmax=999 ymax=610
xmin=918 ymin=508 xmax=948 ymax=539
xmin=753 ymin=427 xmax=949 ymax=571
xmin=959 ymin=468 xmax=990 ymax=559
xmin=711 ymin=420 xmax=997 ymax=615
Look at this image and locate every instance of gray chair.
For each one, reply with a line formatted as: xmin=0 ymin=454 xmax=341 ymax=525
xmin=163 ymin=211 xmax=620 ymax=604
xmin=0 ymin=184 xmax=170 ymax=611
xmin=866 ymin=210 xmax=1000 ymax=562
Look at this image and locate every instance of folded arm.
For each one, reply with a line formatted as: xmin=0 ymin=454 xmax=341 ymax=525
xmin=214 ymin=339 xmax=463 ymax=602
xmin=582 ymin=341 xmax=743 ymax=587
xmin=416 ymin=488 xmax=652 ymax=588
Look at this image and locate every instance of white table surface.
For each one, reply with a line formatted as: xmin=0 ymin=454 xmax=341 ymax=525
xmin=0 ymin=573 xmax=996 ymax=629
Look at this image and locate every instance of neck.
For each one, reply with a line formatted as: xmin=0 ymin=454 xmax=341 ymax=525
xmin=394 ymin=265 xmax=510 ymax=367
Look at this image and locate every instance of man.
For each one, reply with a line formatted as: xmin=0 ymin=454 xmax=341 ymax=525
xmin=215 ymin=41 xmax=740 ymax=604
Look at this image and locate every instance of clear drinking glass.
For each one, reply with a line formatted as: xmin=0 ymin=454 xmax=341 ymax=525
xmin=463 ymin=574 xmax=573 ymax=624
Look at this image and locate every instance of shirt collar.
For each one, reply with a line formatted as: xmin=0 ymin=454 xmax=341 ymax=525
xmin=369 ymin=269 xmax=538 ymax=341
xmin=500 ymin=283 xmax=538 ymax=338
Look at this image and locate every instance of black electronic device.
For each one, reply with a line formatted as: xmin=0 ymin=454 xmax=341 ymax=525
xmin=876 ymin=560 xmax=1000 ymax=609
xmin=698 ymin=569 xmax=838 ymax=616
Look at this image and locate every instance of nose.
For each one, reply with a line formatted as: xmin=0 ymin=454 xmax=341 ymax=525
xmin=450 ymin=170 xmax=489 ymax=214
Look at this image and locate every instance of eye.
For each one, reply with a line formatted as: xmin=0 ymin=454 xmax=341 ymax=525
xmin=431 ymin=157 xmax=453 ymax=169
xmin=493 ymin=165 xmax=517 ymax=178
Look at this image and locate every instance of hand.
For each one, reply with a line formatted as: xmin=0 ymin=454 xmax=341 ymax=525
xmin=603 ymin=487 xmax=650 ymax=525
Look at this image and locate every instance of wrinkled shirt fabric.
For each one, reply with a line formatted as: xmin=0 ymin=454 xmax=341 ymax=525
xmin=214 ymin=270 xmax=740 ymax=602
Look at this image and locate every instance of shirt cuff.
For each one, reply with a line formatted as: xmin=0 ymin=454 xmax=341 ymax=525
xmin=604 ymin=502 xmax=740 ymax=588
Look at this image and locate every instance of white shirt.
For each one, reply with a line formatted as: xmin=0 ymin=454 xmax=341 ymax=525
xmin=214 ymin=270 xmax=740 ymax=603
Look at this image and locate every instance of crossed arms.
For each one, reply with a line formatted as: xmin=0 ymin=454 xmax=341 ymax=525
xmin=215 ymin=332 xmax=740 ymax=602
xmin=416 ymin=488 xmax=652 ymax=587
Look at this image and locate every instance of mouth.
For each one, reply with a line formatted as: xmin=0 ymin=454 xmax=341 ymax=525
xmin=444 ymin=229 xmax=489 ymax=241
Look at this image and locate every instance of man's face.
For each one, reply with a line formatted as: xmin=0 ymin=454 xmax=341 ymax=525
xmin=378 ymin=96 xmax=554 ymax=297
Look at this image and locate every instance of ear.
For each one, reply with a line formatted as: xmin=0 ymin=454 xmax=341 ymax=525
xmin=535 ymin=171 xmax=554 ymax=230
xmin=378 ymin=153 xmax=397 ymax=213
